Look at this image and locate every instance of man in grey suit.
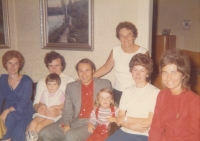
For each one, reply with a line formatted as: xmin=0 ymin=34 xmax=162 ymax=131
xmin=38 ymin=58 xmax=112 ymax=141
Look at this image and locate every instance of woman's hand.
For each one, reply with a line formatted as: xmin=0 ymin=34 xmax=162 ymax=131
xmin=87 ymin=123 xmax=95 ymax=133
xmin=0 ymin=109 xmax=10 ymax=121
xmin=129 ymin=120 xmax=149 ymax=132
xmin=116 ymin=115 xmax=125 ymax=126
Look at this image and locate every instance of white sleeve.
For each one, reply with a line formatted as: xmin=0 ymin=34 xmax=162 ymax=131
xmin=119 ymin=89 xmax=129 ymax=111
xmin=148 ymin=88 xmax=160 ymax=113
xmin=33 ymin=79 xmax=46 ymax=105
xmin=89 ymin=109 xmax=97 ymax=125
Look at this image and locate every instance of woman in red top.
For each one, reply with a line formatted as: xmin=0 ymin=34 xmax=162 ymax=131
xmin=149 ymin=49 xmax=200 ymax=141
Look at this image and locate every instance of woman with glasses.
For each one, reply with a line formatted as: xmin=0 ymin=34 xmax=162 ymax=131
xmin=93 ymin=21 xmax=148 ymax=105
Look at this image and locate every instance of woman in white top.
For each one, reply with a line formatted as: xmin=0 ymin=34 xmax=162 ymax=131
xmin=106 ymin=53 xmax=159 ymax=141
xmin=93 ymin=21 xmax=148 ymax=105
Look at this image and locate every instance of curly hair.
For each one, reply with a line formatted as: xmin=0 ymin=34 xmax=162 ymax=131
xmin=116 ymin=21 xmax=138 ymax=39
xmin=2 ymin=50 xmax=25 ymax=72
xmin=45 ymin=73 xmax=61 ymax=85
xmin=94 ymin=88 xmax=115 ymax=107
xmin=129 ymin=53 xmax=153 ymax=82
xmin=44 ymin=51 xmax=66 ymax=71
xmin=159 ymin=49 xmax=191 ymax=89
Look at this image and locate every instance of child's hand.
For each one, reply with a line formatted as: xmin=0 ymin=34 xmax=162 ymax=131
xmin=107 ymin=117 xmax=116 ymax=123
xmin=87 ymin=123 xmax=95 ymax=133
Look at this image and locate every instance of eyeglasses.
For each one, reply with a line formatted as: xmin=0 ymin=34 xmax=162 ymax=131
xmin=119 ymin=33 xmax=133 ymax=40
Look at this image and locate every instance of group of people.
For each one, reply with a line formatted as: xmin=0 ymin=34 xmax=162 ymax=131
xmin=0 ymin=21 xmax=199 ymax=141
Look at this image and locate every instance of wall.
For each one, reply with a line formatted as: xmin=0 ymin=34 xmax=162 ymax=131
xmin=156 ymin=0 xmax=200 ymax=52
xmin=0 ymin=0 xmax=152 ymax=83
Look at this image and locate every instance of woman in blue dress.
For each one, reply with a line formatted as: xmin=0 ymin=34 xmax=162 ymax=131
xmin=0 ymin=50 xmax=34 ymax=141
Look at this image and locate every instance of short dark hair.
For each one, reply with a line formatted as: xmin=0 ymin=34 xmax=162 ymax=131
xmin=2 ymin=50 xmax=25 ymax=72
xmin=45 ymin=73 xmax=61 ymax=85
xmin=44 ymin=51 xmax=66 ymax=71
xmin=75 ymin=58 xmax=96 ymax=72
xmin=129 ymin=53 xmax=153 ymax=82
xmin=116 ymin=21 xmax=138 ymax=39
xmin=159 ymin=49 xmax=190 ymax=89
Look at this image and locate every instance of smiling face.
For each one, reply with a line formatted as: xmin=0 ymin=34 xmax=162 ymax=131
xmin=77 ymin=63 xmax=94 ymax=85
xmin=119 ymin=28 xmax=135 ymax=48
xmin=131 ymin=65 xmax=148 ymax=87
xmin=47 ymin=58 xmax=63 ymax=75
xmin=161 ymin=64 xmax=184 ymax=94
xmin=6 ymin=57 xmax=20 ymax=75
xmin=98 ymin=92 xmax=112 ymax=108
xmin=46 ymin=81 xmax=59 ymax=93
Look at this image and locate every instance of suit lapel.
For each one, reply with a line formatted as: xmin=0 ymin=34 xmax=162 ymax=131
xmin=76 ymin=81 xmax=82 ymax=116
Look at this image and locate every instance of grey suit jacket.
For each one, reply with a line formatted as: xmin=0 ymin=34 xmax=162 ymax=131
xmin=57 ymin=78 xmax=112 ymax=126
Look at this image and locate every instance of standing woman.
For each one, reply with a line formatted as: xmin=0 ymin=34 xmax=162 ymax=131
xmin=149 ymin=49 xmax=200 ymax=141
xmin=0 ymin=50 xmax=34 ymax=141
xmin=93 ymin=21 xmax=148 ymax=105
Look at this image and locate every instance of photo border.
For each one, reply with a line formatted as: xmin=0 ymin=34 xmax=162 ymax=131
xmin=40 ymin=0 xmax=94 ymax=51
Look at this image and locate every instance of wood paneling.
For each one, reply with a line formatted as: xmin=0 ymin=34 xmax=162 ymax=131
xmin=151 ymin=35 xmax=200 ymax=95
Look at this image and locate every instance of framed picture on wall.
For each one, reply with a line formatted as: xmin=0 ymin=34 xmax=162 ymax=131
xmin=40 ymin=0 xmax=94 ymax=51
xmin=0 ymin=0 xmax=10 ymax=49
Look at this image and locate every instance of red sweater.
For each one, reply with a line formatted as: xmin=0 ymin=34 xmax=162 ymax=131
xmin=149 ymin=89 xmax=200 ymax=141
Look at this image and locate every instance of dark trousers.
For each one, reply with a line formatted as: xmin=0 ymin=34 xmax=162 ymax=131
xmin=106 ymin=129 xmax=148 ymax=141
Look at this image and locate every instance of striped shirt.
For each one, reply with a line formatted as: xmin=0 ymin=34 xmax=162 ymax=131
xmin=89 ymin=106 xmax=119 ymax=126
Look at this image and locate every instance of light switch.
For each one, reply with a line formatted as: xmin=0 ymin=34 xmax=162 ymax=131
xmin=183 ymin=20 xmax=190 ymax=30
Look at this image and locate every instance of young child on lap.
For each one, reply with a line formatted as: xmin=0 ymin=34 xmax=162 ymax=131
xmin=86 ymin=88 xmax=119 ymax=141
xmin=28 ymin=73 xmax=65 ymax=132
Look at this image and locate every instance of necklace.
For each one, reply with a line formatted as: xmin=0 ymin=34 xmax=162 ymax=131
xmin=173 ymin=93 xmax=183 ymax=119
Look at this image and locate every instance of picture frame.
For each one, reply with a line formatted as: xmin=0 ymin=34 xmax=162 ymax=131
xmin=162 ymin=29 xmax=170 ymax=35
xmin=0 ymin=0 xmax=10 ymax=49
xmin=40 ymin=0 xmax=94 ymax=51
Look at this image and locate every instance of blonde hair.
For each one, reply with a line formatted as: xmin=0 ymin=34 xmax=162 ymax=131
xmin=94 ymin=88 xmax=115 ymax=107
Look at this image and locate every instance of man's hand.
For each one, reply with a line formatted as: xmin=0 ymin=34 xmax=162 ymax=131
xmin=60 ymin=124 xmax=70 ymax=133
xmin=37 ymin=103 xmax=47 ymax=115
xmin=45 ymin=107 xmax=62 ymax=117
xmin=87 ymin=123 xmax=95 ymax=133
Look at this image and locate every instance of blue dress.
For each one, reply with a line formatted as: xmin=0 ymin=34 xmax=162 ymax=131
xmin=0 ymin=74 xmax=35 ymax=141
